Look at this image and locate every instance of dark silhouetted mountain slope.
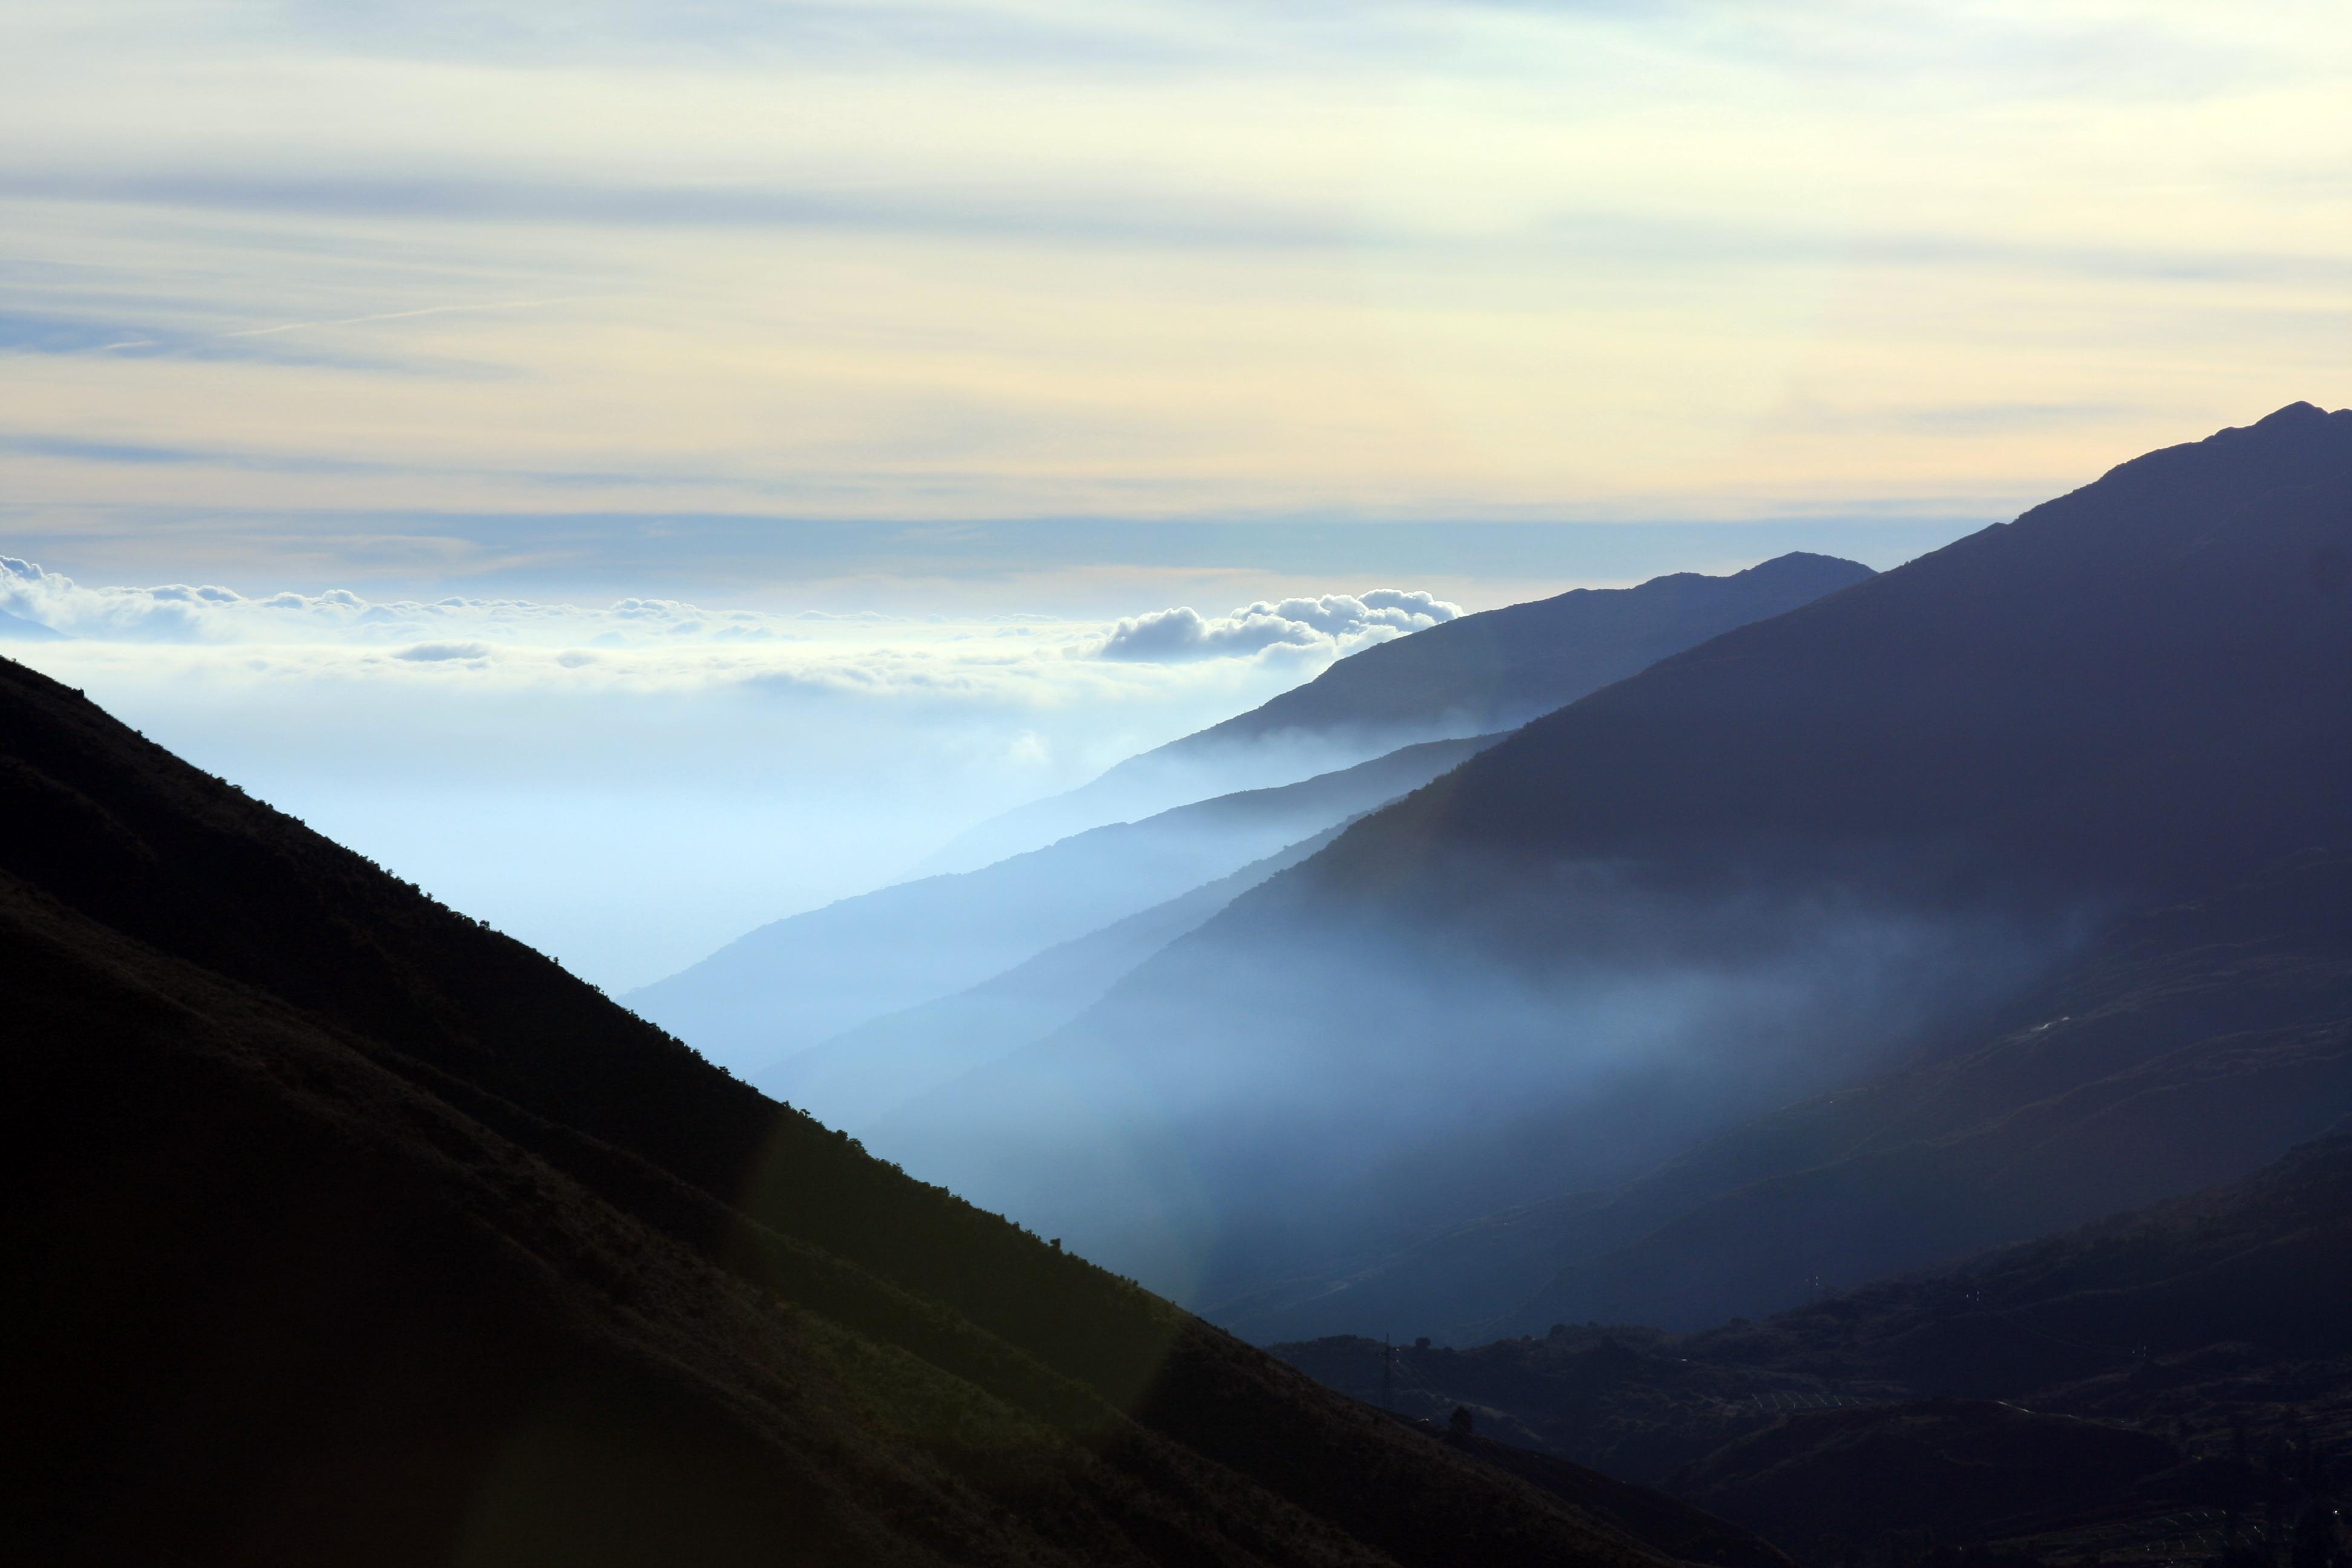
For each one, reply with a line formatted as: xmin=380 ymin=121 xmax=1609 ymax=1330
xmin=0 ymin=655 xmax=1751 ymax=1568
xmin=1722 ymin=1122 xmax=2352 ymax=1396
xmin=629 ymin=731 xmax=1501 ymax=1078
xmin=879 ymin=404 xmax=2352 ymax=1315
xmin=920 ymin=554 xmax=1874 ymax=873
xmin=1277 ymin=1127 xmax=2352 ymax=1561
xmin=1319 ymin=402 xmax=2352 ymax=901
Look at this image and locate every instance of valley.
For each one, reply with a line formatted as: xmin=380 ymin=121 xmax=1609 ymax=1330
xmin=9 ymin=406 xmax=2350 ymax=1568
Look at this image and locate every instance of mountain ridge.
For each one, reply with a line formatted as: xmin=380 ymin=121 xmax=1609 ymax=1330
xmin=874 ymin=403 xmax=2352 ymax=1322
xmin=779 ymin=819 xmax=1357 ymax=1131
xmin=629 ymin=731 xmax=1504 ymax=1077
xmin=917 ymin=552 xmax=1875 ymax=874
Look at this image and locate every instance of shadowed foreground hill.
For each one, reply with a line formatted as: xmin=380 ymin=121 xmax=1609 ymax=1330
xmin=0 ymin=655 xmax=1756 ymax=1568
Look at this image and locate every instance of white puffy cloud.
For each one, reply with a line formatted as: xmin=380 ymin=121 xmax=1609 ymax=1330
xmin=1094 ymin=589 xmax=1460 ymax=662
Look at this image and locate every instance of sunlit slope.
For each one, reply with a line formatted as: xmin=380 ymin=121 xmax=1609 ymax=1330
xmin=0 ymin=655 xmax=1748 ymax=1568
xmin=629 ymin=733 xmax=1501 ymax=1078
xmin=920 ymin=554 xmax=1875 ymax=874
xmin=881 ymin=404 xmax=2352 ymax=1312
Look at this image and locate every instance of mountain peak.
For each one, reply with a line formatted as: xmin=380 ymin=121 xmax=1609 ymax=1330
xmin=2250 ymin=399 xmax=2334 ymax=429
xmin=1734 ymin=551 xmax=1878 ymax=584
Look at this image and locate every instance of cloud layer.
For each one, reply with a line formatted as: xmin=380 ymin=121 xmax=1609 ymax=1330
xmin=1 ymin=555 xmax=1458 ymax=671
xmin=0 ymin=556 xmax=1475 ymax=993
xmin=1095 ymin=590 xmax=1460 ymax=662
xmin=0 ymin=555 xmax=800 ymax=647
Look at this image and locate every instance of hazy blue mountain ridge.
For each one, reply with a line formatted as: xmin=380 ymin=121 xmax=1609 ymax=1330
xmin=874 ymin=404 xmax=2352 ymax=1325
xmin=628 ymin=731 xmax=1504 ymax=1077
xmin=917 ymin=553 xmax=1876 ymax=874
xmin=774 ymin=820 xmax=1356 ymax=1131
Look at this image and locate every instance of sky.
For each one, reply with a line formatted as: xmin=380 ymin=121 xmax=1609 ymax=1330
xmin=3 ymin=555 xmax=1486 ymax=988
xmin=4 ymin=0 xmax=2350 ymax=988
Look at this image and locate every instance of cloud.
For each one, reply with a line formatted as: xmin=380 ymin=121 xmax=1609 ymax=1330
xmin=392 ymin=641 xmax=492 ymax=662
xmin=0 ymin=557 xmax=1464 ymax=682
xmin=0 ymin=555 xmax=805 ymax=648
xmin=7 ymin=0 xmax=2350 ymax=537
xmin=2 ymin=562 xmax=1454 ymax=995
xmin=0 ymin=309 xmax=423 ymax=372
xmin=1094 ymin=590 xmax=1460 ymax=663
xmin=1 ymin=168 xmax=1350 ymax=255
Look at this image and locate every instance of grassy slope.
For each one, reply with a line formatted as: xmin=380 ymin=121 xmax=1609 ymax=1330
xmin=0 ymin=654 xmax=1736 ymax=1568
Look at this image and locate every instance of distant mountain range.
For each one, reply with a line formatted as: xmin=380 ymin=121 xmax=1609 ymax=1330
xmin=627 ymin=731 xmax=1503 ymax=1078
xmin=0 ymin=652 xmax=1766 ymax=1568
xmin=874 ymin=403 xmax=2352 ymax=1330
xmin=917 ymin=552 xmax=1875 ymax=874
xmin=635 ymin=550 xmax=1873 ymax=1097
xmin=772 ymin=820 xmax=1354 ymax=1130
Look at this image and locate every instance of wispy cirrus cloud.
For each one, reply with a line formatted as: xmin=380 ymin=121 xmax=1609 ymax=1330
xmin=4 ymin=0 xmax=2348 ymax=542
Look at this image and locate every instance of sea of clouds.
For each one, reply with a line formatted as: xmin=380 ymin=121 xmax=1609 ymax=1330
xmin=1 ymin=555 xmax=1455 ymax=670
xmin=0 ymin=555 xmax=1460 ymax=992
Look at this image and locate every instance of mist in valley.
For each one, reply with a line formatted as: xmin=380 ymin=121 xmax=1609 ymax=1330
xmin=864 ymin=843 xmax=2094 ymax=1304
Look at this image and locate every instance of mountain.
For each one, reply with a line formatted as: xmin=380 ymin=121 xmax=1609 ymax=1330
xmin=1275 ymin=1125 xmax=2352 ymax=1562
xmin=0 ymin=606 xmax=64 ymax=639
xmin=629 ymin=732 xmax=1501 ymax=1079
xmin=1217 ymin=847 xmax=2352 ymax=1344
xmin=777 ymin=822 xmax=1352 ymax=1131
xmin=0 ymin=652 xmax=1763 ymax=1568
xmin=919 ymin=554 xmax=1876 ymax=874
xmin=874 ymin=404 xmax=2352 ymax=1317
